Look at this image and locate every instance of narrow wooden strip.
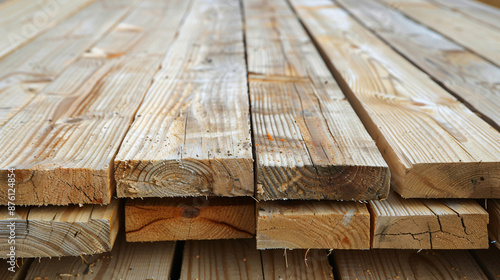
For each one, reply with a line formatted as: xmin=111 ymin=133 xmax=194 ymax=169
xmin=0 ymin=258 xmax=32 ymax=280
xmin=114 ymin=0 xmax=253 ymax=199
xmin=370 ymin=192 xmax=489 ymax=249
xmin=0 ymin=0 xmax=134 ymax=127
xmin=243 ymin=0 xmax=389 ymax=200
xmin=334 ymin=250 xmax=488 ymax=279
xmin=377 ymin=0 xmax=500 ymax=67
xmin=0 ymin=199 xmax=120 ymax=257
xmin=470 ymin=246 xmax=500 ymax=279
xmin=181 ymin=239 xmax=263 ymax=280
xmin=25 ymin=237 xmax=176 ymax=279
xmin=291 ymin=0 xmax=500 ymax=198
xmin=0 ymin=0 xmax=95 ymax=60
xmin=487 ymin=200 xmax=500 ymax=248
xmin=430 ymin=0 xmax=500 ymax=30
xmin=257 ymin=200 xmax=370 ymax=249
xmin=125 ymin=197 xmax=255 ymax=242
xmin=336 ymin=0 xmax=500 ymax=129
xmin=262 ymin=249 xmax=334 ymax=280
xmin=0 ymin=0 xmax=191 ymax=205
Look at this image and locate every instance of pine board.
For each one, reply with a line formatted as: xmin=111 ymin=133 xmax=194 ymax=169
xmin=337 ymin=0 xmax=500 ymax=129
xmin=470 ymin=246 xmax=500 ymax=279
xmin=114 ymin=0 xmax=253 ymax=199
xmin=25 ymin=238 xmax=176 ymax=279
xmin=0 ymin=0 xmax=191 ymax=205
xmin=0 ymin=0 xmax=95 ymax=60
xmin=181 ymin=239 xmax=263 ymax=280
xmin=334 ymin=249 xmax=487 ymax=279
xmin=0 ymin=0 xmax=134 ymax=127
xmin=378 ymin=0 xmax=500 ymax=67
xmin=126 ymin=197 xmax=255 ymax=242
xmin=370 ymin=192 xmax=489 ymax=249
xmin=244 ymin=0 xmax=389 ymax=200
xmin=261 ymin=249 xmax=334 ymax=280
xmin=431 ymin=0 xmax=500 ymax=30
xmin=291 ymin=0 xmax=500 ymax=198
xmin=0 ymin=258 xmax=32 ymax=280
xmin=487 ymin=200 xmax=500 ymax=247
xmin=0 ymin=199 xmax=120 ymax=257
xmin=257 ymin=200 xmax=370 ymax=249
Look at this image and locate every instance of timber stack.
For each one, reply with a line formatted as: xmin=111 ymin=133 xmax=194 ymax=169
xmin=0 ymin=0 xmax=499 ymax=278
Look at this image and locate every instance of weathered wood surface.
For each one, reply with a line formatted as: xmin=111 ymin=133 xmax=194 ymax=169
xmin=487 ymin=199 xmax=500 ymax=248
xmin=430 ymin=0 xmax=500 ymax=30
xmin=470 ymin=246 xmax=500 ymax=279
xmin=181 ymin=239 xmax=263 ymax=280
xmin=0 ymin=199 xmax=120 ymax=257
xmin=0 ymin=0 xmax=134 ymax=127
xmin=337 ymin=0 xmax=500 ymax=129
xmin=291 ymin=0 xmax=500 ymax=198
xmin=257 ymin=200 xmax=370 ymax=249
xmin=115 ymin=0 xmax=253 ymax=199
xmin=244 ymin=0 xmax=389 ymax=200
xmin=0 ymin=0 xmax=191 ymax=205
xmin=262 ymin=249 xmax=334 ymax=280
xmin=378 ymin=0 xmax=500 ymax=67
xmin=0 ymin=0 xmax=95 ymax=60
xmin=370 ymin=192 xmax=489 ymax=249
xmin=334 ymin=249 xmax=488 ymax=279
xmin=25 ymin=238 xmax=176 ymax=279
xmin=126 ymin=197 xmax=255 ymax=242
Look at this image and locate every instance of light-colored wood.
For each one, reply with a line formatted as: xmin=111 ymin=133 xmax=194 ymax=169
xmin=0 ymin=0 xmax=95 ymax=60
xmin=337 ymin=0 xmax=500 ymax=129
xmin=431 ymin=0 xmax=500 ymax=30
xmin=25 ymin=237 xmax=176 ymax=279
xmin=114 ymin=0 xmax=253 ymax=199
xmin=0 ymin=258 xmax=32 ymax=280
xmin=378 ymin=0 xmax=500 ymax=67
xmin=126 ymin=197 xmax=255 ymax=242
xmin=243 ymin=0 xmax=389 ymax=200
xmin=181 ymin=239 xmax=264 ymax=280
xmin=370 ymin=192 xmax=489 ymax=249
xmin=476 ymin=0 xmax=500 ymax=9
xmin=334 ymin=249 xmax=487 ymax=279
xmin=0 ymin=0 xmax=134 ymax=127
xmin=470 ymin=246 xmax=500 ymax=279
xmin=257 ymin=200 xmax=370 ymax=249
xmin=487 ymin=200 xmax=500 ymax=248
xmin=291 ymin=0 xmax=500 ymax=198
xmin=0 ymin=199 xmax=120 ymax=257
xmin=0 ymin=0 xmax=191 ymax=205
xmin=261 ymin=249 xmax=334 ymax=280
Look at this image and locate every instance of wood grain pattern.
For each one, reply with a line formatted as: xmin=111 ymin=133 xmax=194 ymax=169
xmin=378 ymin=0 xmax=500 ymax=67
xmin=291 ymin=0 xmax=500 ymax=198
xmin=0 ymin=0 xmax=191 ymax=205
xmin=0 ymin=0 xmax=95 ymax=60
xmin=244 ymin=0 xmax=389 ymax=200
xmin=370 ymin=192 xmax=489 ymax=249
xmin=334 ymin=249 xmax=488 ymax=279
xmin=114 ymin=0 xmax=253 ymax=199
xmin=470 ymin=246 xmax=500 ymax=279
xmin=262 ymin=249 xmax=334 ymax=280
xmin=181 ymin=239 xmax=263 ymax=280
xmin=0 ymin=0 xmax=134 ymax=127
xmin=257 ymin=200 xmax=370 ymax=249
xmin=0 ymin=258 xmax=32 ymax=280
xmin=25 ymin=237 xmax=176 ymax=279
xmin=126 ymin=197 xmax=255 ymax=242
xmin=337 ymin=0 xmax=500 ymax=129
xmin=487 ymin=199 xmax=500 ymax=248
xmin=0 ymin=199 xmax=120 ymax=257
xmin=430 ymin=0 xmax=500 ymax=30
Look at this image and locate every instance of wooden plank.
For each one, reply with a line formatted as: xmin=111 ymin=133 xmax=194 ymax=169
xmin=114 ymin=0 xmax=253 ymax=199
xmin=243 ymin=0 xmax=389 ymax=200
xmin=0 ymin=258 xmax=32 ymax=280
xmin=470 ymin=246 xmax=500 ymax=279
xmin=370 ymin=192 xmax=489 ymax=249
xmin=257 ymin=200 xmax=370 ymax=249
xmin=430 ymin=0 xmax=500 ymax=30
xmin=291 ymin=0 xmax=500 ymax=198
xmin=125 ymin=197 xmax=255 ymax=242
xmin=0 ymin=0 xmax=191 ymax=205
xmin=336 ymin=0 xmax=500 ymax=129
xmin=0 ymin=199 xmax=120 ymax=257
xmin=0 ymin=0 xmax=95 ymax=60
xmin=181 ymin=239 xmax=263 ymax=280
xmin=334 ymin=249 xmax=488 ymax=279
xmin=0 ymin=0 xmax=134 ymax=127
xmin=261 ymin=249 xmax=334 ymax=280
xmin=378 ymin=0 xmax=500 ymax=67
xmin=487 ymin=200 xmax=500 ymax=248
xmin=25 ymin=237 xmax=176 ymax=279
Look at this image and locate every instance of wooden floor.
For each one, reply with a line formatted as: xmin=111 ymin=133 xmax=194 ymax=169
xmin=1 ymin=0 xmax=500 ymax=278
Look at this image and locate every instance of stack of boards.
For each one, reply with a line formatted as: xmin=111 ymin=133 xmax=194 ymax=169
xmin=0 ymin=0 xmax=499 ymax=278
